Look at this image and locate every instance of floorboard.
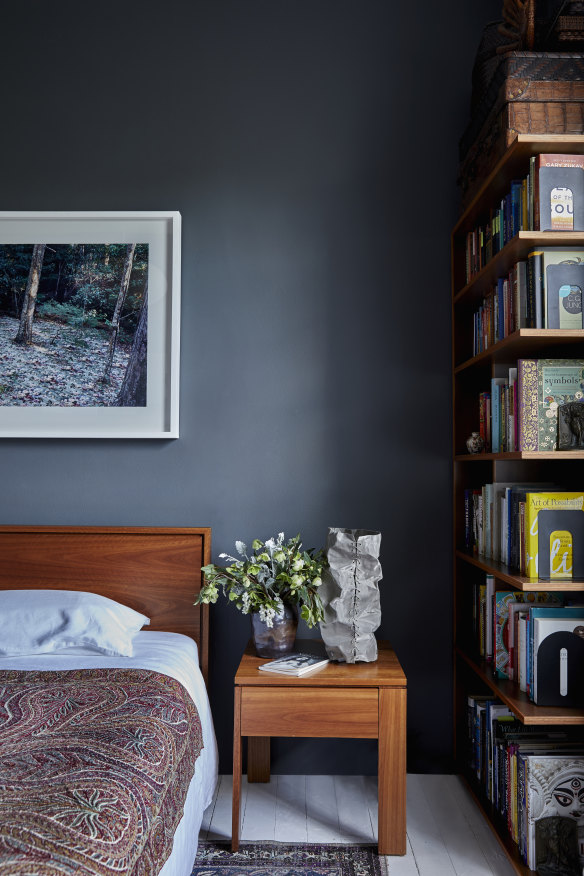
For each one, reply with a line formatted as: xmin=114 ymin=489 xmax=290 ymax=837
xmin=201 ymin=774 xmax=521 ymax=875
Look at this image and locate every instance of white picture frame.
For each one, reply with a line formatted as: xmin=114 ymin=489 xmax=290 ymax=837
xmin=0 ymin=211 xmax=181 ymax=438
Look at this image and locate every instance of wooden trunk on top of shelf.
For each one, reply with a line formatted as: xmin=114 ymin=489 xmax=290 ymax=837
xmin=452 ymin=134 xmax=584 ymax=876
xmin=459 ymin=53 xmax=584 ymax=211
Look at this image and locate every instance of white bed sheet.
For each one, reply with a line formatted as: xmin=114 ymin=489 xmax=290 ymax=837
xmin=0 ymin=630 xmax=218 ymax=876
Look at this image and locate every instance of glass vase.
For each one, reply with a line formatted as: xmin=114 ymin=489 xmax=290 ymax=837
xmin=251 ymin=602 xmax=298 ymax=657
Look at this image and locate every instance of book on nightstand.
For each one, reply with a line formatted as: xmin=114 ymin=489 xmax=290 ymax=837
xmin=258 ymin=652 xmax=330 ymax=676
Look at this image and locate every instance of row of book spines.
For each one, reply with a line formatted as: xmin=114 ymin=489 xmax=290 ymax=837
xmin=464 ymin=484 xmax=584 ymax=576
xmin=470 ymin=249 xmax=553 ymax=355
xmin=466 ymin=694 xmax=584 ymax=868
xmin=463 ymin=484 xmax=533 ymax=571
xmin=465 ymin=485 xmax=521 ymax=569
xmin=472 ymin=263 xmax=523 ymax=356
xmin=476 ymin=370 xmax=518 ymax=455
xmin=465 ymin=174 xmax=531 ymax=283
xmin=472 ymin=583 xmax=566 ymax=698
xmin=464 ymin=484 xmax=533 ymax=572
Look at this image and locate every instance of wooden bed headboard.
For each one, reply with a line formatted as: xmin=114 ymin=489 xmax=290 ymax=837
xmin=0 ymin=526 xmax=211 ymax=683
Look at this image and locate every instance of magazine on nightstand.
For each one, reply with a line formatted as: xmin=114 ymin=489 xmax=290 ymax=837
xmin=258 ymin=651 xmax=330 ymax=676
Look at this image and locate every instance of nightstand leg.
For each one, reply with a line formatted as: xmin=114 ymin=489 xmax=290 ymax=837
xmin=247 ymin=736 xmax=270 ymax=782
xmin=378 ymin=687 xmax=407 ymax=855
xmin=232 ymin=686 xmax=242 ymax=851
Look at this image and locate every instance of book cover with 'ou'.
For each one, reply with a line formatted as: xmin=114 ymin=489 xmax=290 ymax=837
xmin=524 ymin=492 xmax=584 ymax=578
xmin=535 ymin=154 xmax=584 ymax=231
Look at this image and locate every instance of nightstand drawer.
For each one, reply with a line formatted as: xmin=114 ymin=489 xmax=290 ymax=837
xmin=240 ymin=686 xmax=379 ymax=738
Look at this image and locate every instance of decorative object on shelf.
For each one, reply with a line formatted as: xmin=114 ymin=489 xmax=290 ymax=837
xmin=558 ymin=400 xmax=584 ymax=448
xmin=526 ymin=758 xmax=584 ymax=871
xmin=319 ymin=528 xmax=382 ymax=663
xmin=535 ymin=815 xmax=581 ymax=876
xmin=195 ymin=532 xmax=327 ymax=657
xmin=497 ymin=0 xmax=535 ymax=52
xmin=466 ymin=431 xmax=485 ymax=454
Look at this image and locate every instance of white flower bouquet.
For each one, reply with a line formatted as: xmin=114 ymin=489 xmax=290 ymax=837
xmin=196 ymin=533 xmax=327 ymax=628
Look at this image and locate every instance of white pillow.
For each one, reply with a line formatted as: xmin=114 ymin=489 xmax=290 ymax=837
xmin=0 ymin=590 xmax=150 ymax=657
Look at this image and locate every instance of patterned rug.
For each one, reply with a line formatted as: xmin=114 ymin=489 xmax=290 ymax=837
xmin=192 ymin=842 xmax=387 ymax=875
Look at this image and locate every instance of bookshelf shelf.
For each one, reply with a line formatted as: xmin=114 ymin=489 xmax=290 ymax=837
xmin=452 ymin=134 xmax=584 ymax=875
xmin=454 ymin=450 xmax=584 ymax=460
xmin=453 ymin=231 xmax=584 ymax=307
xmin=454 ymin=329 xmax=584 ymax=373
xmin=452 ymin=134 xmax=584 ymax=237
xmin=456 ymin=649 xmax=584 ymax=725
xmin=455 ymin=550 xmax=584 ymax=591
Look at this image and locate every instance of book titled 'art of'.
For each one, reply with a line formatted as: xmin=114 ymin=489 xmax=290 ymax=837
xmin=524 ymin=492 xmax=584 ymax=579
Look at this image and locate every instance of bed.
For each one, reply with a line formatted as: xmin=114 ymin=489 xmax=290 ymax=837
xmin=0 ymin=525 xmax=218 ymax=876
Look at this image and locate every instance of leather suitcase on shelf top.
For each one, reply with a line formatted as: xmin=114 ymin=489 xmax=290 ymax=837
xmin=459 ymin=51 xmax=584 ymax=210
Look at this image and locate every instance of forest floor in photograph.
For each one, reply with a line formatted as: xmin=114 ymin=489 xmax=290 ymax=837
xmin=0 ymin=316 xmax=130 ymax=406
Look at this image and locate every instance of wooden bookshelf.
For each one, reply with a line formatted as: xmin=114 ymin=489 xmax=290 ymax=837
xmin=454 ymin=231 xmax=584 ymax=307
xmin=452 ymin=134 xmax=584 ymax=875
xmin=455 ymin=329 xmax=584 ymax=373
xmin=456 ymin=549 xmax=584 ymax=592
xmin=456 ymin=649 xmax=584 ymax=725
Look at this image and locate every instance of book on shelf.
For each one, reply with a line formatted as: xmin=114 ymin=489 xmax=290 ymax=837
xmin=533 ymin=153 xmax=584 ymax=232
xmin=464 ymin=171 xmax=530 ymax=284
xmin=524 ymin=491 xmax=584 ymax=578
xmin=463 ymin=481 xmax=554 ymax=565
xmin=527 ymin=247 xmax=584 ymax=329
xmin=258 ymin=651 xmax=330 ymax=676
xmin=494 ymin=590 xmax=560 ymax=679
xmin=472 ymin=261 xmax=529 ymax=356
xmin=473 ymin=574 xmax=495 ymax=659
xmin=532 ymin=610 xmax=584 ymax=707
xmin=517 ymin=358 xmax=584 ymax=452
xmin=466 ymin=701 xmax=584 ymax=868
xmin=527 ymin=248 xmax=544 ymax=329
xmin=540 ymin=248 xmax=584 ymax=330
xmin=522 ymin=754 xmax=584 ymax=870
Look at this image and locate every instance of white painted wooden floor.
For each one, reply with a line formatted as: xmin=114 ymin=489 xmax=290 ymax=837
xmin=200 ymin=774 xmax=518 ymax=876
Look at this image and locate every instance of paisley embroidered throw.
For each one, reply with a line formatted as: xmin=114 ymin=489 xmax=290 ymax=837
xmin=0 ymin=667 xmax=203 ymax=876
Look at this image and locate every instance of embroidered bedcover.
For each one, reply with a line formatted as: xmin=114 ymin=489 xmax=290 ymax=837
xmin=0 ymin=667 xmax=203 ymax=875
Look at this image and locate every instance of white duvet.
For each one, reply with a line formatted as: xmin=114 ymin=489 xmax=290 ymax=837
xmin=0 ymin=630 xmax=218 ymax=876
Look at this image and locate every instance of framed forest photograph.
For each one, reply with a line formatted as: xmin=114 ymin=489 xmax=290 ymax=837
xmin=0 ymin=212 xmax=181 ymax=438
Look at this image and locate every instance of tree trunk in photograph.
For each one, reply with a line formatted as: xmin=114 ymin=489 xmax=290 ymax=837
xmin=14 ymin=244 xmax=46 ymax=345
xmin=102 ymin=242 xmax=135 ymax=383
xmin=116 ymin=288 xmax=147 ymax=407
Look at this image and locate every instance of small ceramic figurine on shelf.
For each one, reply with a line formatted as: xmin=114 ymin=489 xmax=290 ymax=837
xmin=466 ymin=431 xmax=485 ymax=454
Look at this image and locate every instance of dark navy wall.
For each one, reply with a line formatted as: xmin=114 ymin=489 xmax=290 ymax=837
xmin=0 ymin=0 xmax=501 ymax=773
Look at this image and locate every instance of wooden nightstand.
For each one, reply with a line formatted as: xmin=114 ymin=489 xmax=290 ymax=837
xmin=232 ymin=639 xmax=407 ymax=854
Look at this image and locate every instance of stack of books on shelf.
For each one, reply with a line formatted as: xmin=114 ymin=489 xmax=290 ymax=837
xmin=472 ymin=580 xmax=584 ymax=707
xmin=473 ymin=358 xmax=584 ymax=453
xmin=464 ymin=486 xmax=584 ymax=578
xmin=466 ymin=175 xmax=531 ymax=282
xmin=465 ymin=153 xmax=584 ymax=285
xmin=466 ymin=693 xmax=584 ymax=870
xmin=472 ymin=249 xmax=584 ymax=355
